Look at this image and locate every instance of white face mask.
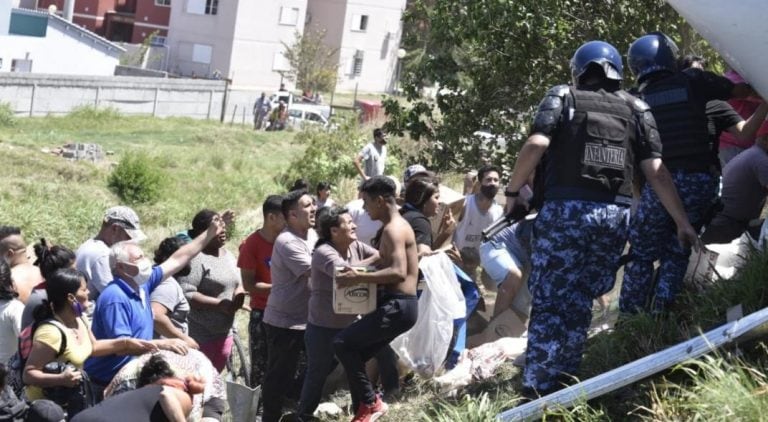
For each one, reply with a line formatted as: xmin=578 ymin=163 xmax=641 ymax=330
xmin=131 ymin=258 xmax=154 ymax=285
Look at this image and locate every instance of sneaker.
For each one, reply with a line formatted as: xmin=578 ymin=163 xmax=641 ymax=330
xmin=351 ymin=396 xmax=388 ymax=422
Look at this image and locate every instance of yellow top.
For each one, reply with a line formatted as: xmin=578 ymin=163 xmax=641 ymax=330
xmin=25 ymin=318 xmax=93 ymax=400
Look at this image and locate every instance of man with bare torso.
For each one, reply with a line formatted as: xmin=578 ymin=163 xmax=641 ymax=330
xmin=333 ymin=175 xmax=418 ymax=422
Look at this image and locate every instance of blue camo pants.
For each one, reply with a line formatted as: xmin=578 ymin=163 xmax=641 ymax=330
xmin=523 ymin=200 xmax=629 ymax=393
xmin=619 ymin=171 xmax=718 ymax=314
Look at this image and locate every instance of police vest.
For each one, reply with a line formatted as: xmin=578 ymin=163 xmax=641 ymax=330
xmin=640 ymin=73 xmax=711 ymax=170
xmin=544 ymin=88 xmax=635 ymax=206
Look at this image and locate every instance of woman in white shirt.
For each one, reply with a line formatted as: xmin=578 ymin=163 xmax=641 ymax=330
xmin=0 ymin=260 xmax=24 ymax=364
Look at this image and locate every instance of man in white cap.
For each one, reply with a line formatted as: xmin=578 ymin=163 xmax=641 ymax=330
xmin=76 ymin=206 xmax=147 ymax=300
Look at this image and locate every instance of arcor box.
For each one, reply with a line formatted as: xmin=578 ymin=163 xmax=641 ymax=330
xmin=333 ymin=266 xmax=376 ymax=315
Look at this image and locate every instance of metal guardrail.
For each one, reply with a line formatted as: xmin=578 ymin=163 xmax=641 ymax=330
xmin=497 ymin=306 xmax=768 ymax=421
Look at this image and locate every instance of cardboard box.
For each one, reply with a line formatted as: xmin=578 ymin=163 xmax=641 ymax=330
xmin=333 ymin=267 xmax=377 ymax=315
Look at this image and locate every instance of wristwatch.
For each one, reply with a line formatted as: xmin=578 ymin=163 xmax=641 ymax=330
xmin=504 ymin=190 xmax=519 ymax=198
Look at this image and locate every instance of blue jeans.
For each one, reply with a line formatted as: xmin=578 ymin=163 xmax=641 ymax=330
xmin=297 ymin=323 xmax=341 ymax=419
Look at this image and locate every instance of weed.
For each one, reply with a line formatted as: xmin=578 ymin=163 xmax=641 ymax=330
xmin=108 ymin=151 xmax=165 ymax=204
xmin=0 ymin=102 xmax=16 ymax=127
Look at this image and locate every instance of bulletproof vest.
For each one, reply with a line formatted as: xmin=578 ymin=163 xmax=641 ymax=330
xmin=544 ymin=88 xmax=635 ymax=205
xmin=640 ymin=73 xmax=711 ymax=170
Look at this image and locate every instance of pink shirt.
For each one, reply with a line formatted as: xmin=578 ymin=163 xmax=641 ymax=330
xmin=719 ymin=98 xmax=761 ymax=149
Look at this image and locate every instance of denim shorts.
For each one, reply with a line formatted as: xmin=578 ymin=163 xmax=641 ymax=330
xmin=479 ymin=237 xmax=530 ymax=287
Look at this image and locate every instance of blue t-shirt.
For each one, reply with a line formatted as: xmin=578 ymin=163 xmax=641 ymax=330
xmin=84 ymin=267 xmax=163 ymax=384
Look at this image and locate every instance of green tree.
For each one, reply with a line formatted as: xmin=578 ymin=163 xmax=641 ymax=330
xmin=386 ymin=0 xmax=721 ymax=174
xmin=282 ymin=28 xmax=339 ymax=93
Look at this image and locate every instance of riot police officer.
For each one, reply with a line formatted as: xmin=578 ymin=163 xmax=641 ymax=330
xmin=619 ymin=32 xmax=751 ymax=315
xmin=503 ymin=40 xmax=697 ymax=397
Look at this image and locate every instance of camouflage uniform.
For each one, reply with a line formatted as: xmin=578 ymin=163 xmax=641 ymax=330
xmin=522 ymin=200 xmax=630 ymax=394
xmin=619 ymin=171 xmax=718 ymax=313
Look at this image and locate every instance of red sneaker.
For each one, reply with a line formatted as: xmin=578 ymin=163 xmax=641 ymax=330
xmin=351 ymin=396 xmax=389 ymax=422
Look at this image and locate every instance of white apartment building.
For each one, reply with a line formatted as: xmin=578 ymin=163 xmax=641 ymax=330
xmin=307 ymin=0 xmax=406 ymax=92
xmin=167 ymin=0 xmax=405 ymax=93
xmin=167 ymin=0 xmax=307 ymax=90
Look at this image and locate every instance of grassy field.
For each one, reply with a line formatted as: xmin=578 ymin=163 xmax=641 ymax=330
xmin=4 ymin=107 xmax=768 ymax=421
xmin=0 ymin=107 xmax=303 ymax=248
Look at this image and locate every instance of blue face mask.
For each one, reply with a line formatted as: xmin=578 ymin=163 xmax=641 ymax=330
xmin=71 ymin=301 xmax=84 ymax=317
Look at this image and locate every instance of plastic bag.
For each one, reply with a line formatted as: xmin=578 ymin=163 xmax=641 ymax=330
xmin=391 ymin=253 xmax=465 ymax=378
xmin=225 ymin=382 xmax=260 ymax=422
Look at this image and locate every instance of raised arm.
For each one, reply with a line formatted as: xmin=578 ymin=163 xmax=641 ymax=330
xmin=729 ymin=102 xmax=768 ymax=141
xmin=159 ymin=218 xmax=224 ymax=281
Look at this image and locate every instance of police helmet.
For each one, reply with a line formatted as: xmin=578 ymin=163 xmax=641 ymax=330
xmin=570 ymin=41 xmax=623 ymax=83
xmin=627 ymin=32 xmax=679 ymax=81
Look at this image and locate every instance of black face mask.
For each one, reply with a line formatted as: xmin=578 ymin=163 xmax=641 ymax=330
xmin=480 ymin=185 xmax=499 ymax=200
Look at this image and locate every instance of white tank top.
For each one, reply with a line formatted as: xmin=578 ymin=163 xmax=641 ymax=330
xmin=453 ymin=194 xmax=504 ymax=251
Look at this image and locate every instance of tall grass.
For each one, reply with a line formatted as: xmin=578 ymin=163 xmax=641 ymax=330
xmin=0 ymin=110 xmax=302 ymax=248
xmin=641 ymin=354 xmax=768 ymax=421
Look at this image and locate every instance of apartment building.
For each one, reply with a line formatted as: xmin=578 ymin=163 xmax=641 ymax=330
xmin=35 ymin=0 xmax=170 ymax=43
xmin=307 ymin=0 xmax=406 ymax=92
xmin=167 ymin=0 xmax=405 ymax=92
xmin=166 ymin=0 xmax=306 ymax=89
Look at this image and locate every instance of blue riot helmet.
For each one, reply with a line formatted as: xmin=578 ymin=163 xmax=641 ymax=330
xmin=570 ymin=41 xmax=623 ymax=86
xmin=628 ymin=32 xmax=679 ymax=82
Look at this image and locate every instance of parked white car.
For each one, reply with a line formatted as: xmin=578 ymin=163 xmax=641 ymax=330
xmin=286 ymin=105 xmax=331 ymax=129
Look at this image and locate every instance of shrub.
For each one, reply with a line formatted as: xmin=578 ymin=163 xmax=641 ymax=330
xmin=107 ymin=151 xmax=165 ymax=204
xmin=278 ymin=116 xmax=403 ymax=191
xmin=0 ymin=102 xmax=16 ymax=127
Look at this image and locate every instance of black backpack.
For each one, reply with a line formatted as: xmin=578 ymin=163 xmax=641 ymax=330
xmin=5 ymin=320 xmax=67 ymax=399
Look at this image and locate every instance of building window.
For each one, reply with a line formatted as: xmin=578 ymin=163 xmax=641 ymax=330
xmin=352 ymin=50 xmax=364 ymax=77
xmin=205 ymin=0 xmax=217 ymax=15
xmin=187 ymin=0 xmax=216 ymax=15
xmin=151 ymin=35 xmax=167 ymax=46
xmin=11 ymin=59 xmax=33 ymax=73
xmin=155 ymin=0 xmax=171 ymax=6
xmin=279 ymin=6 xmax=299 ymax=26
xmin=352 ymin=14 xmax=368 ymax=32
xmin=192 ymin=44 xmax=213 ymax=64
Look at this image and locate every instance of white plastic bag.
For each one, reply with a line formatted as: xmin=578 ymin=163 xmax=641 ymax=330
xmin=225 ymin=382 xmax=260 ymax=422
xmin=390 ymin=253 xmax=465 ymax=378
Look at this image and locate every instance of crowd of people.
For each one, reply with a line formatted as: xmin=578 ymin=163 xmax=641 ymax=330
xmin=1 ymin=29 xmax=768 ymax=422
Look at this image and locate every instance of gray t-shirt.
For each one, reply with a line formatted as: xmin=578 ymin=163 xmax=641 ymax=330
xmin=359 ymin=142 xmax=386 ymax=178
xmin=75 ymin=238 xmax=113 ymax=300
xmin=309 ymin=241 xmax=377 ymax=329
xmin=177 ymin=250 xmax=241 ymax=343
xmin=264 ymin=230 xmax=316 ymax=330
xmin=720 ymin=145 xmax=768 ymax=221
xmin=150 ymin=276 xmax=190 ymax=338
xmin=21 ymin=288 xmax=46 ymax=329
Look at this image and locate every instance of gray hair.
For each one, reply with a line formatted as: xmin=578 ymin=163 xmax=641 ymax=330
xmin=109 ymin=241 xmax=138 ymax=271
